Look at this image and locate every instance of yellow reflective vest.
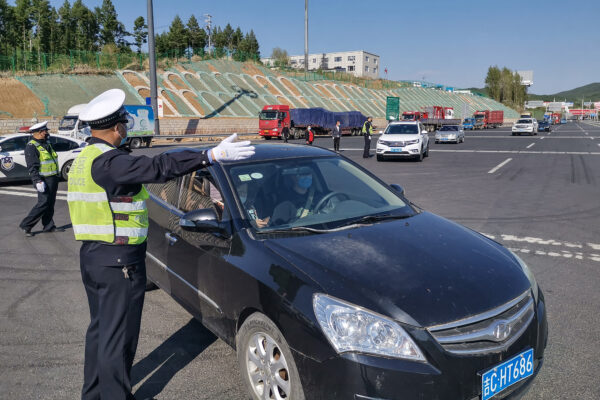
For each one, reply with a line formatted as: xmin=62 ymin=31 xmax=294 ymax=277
xmin=67 ymin=143 xmax=149 ymax=245
xmin=362 ymin=121 xmax=373 ymax=135
xmin=28 ymin=140 xmax=58 ymax=177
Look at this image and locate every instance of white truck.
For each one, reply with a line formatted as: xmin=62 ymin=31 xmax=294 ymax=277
xmin=58 ymin=104 xmax=155 ymax=148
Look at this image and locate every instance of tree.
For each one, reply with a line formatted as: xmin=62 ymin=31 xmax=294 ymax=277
xmin=31 ymin=0 xmax=53 ymax=56
xmin=155 ymin=31 xmax=169 ymax=55
xmin=222 ymin=23 xmax=234 ymax=49
xmin=115 ymin=21 xmax=131 ymax=52
xmin=132 ymin=16 xmax=147 ymax=53
xmin=271 ymin=47 xmax=289 ymax=68
xmin=512 ymin=72 xmax=527 ymax=109
xmin=243 ymin=30 xmax=260 ymax=59
xmin=14 ymin=0 xmax=33 ymax=55
xmin=0 ymin=0 xmax=17 ymax=54
xmin=499 ymin=67 xmax=514 ymax=104
xmin=485 ymin=66 xmax=501 ymax=101
xmin=57 ymin=0 xmax=75 ymax=53
xmin=231 ymin=27 xmax=243 ymax=51
xmin=186 ymin=15 xmax=206 ymax=54
xmin=72 ymin=0 xmax=98 ymax=52
xmin=96 ymin=0 xmax=119 ymax=46
xmin=167 ymin=15 xmax=187 ymax=56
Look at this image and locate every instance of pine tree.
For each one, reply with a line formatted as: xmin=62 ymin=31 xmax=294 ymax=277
xmin=245 ymin=30 xmax=260 ymax=59
xmin=133 ymin=16 xmax=147 ymax=54
xmin=14 ymin=0 xmax=33 ymax=55
xmin=231 ymin=27 xmax=243 ymax=51
xmin=0 ymin=0 xmax=17 ymax=54
xmin=96 ymin=0 xmax=118 ymax=46
xmin=186 ymin=15 xmax=206 ymax=54
xmin=167 ymin=15 xmax=187 ymax=56
xmin=500 ymin=67 xmax=513 ymax=104
xmin=31 ymin=0 xmax=53 ymax=56
xmin=222 ymin=23 xmax=233 ymax=50
xmin=72 ymin=0 xmax=98 ymax=52
xmin=57 ymin=0 xmax=74 ymax=53
xmin=485 ymin=66 xmax=501 ymax=101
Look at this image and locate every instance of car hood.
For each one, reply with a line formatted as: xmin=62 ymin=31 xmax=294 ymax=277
xmin=264 ymin=212 xmax=530 ymax=327
xmin=380 ymin=133 xmax=420 ymax=140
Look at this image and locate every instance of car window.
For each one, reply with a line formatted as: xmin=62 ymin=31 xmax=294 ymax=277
xmin=440 ymin=126 xmax=459 ymax=131
xmin=385 ymin=124 xmax=418 ymax=134
xmin=177 ymin=171 xmax=227 ymax=221
xmin=0 ymin=136 xmax=29 ymax=152
xmin=49 ymin=136 xmax=78 ymax=152
xmin=517 ymin=119 xmax=532 ymax=124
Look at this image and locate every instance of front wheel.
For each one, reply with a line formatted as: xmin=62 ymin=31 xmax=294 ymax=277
xmin=130 ymin=137 xmax=142 ymax=149
xmin=237 ymin=313 xmax=305 ymax=400
xmin=61 ymin=160 xmax=73 ymax=181
xmin=264 ymin=136 xmax=272 ymax=141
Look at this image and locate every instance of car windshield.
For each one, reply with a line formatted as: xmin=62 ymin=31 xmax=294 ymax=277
xmin=385 ymin=124 xmax=418 ymax=134
xmin=59 ymin=117 xmax=77 ymax=130
xmin=402 ymin=114 xmax=415 ymax=120
xmin=440 ymin=126 xmax=459 ymax=131
xmin=517 ymin=119 xmax=532 ymax=124
xmin=225 ymin=157 xmax=414 ymax=232
xmin=259 ymin=111 xmax=278 ymax=120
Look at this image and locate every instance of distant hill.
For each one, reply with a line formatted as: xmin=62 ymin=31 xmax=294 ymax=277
xmin=527 ymin=83 xmax=600 ymax=104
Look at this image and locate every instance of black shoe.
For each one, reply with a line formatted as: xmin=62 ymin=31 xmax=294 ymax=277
xmin=43 ymin=226 xmax=63 ymax=233
xmin=23 ymin=229 xmax=33 ymax=237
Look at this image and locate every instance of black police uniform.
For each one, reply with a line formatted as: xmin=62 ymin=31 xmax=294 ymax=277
xmin=80 ymin=137 xmax=212 ymax=400
xmin=363 ymin=120 xmax=373 ymax=158
xmin=19 ymin=138 xmax=59 ymax=233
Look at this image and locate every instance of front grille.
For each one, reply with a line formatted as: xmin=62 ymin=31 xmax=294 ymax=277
xmin=428 ymin=291 xmax=534 ymax=355
xmin=386 ymin=141 xmax=406 ymax=146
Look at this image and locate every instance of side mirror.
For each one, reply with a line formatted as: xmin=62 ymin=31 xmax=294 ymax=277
xmin=390 ymin=184 xmax=404 ymax=196
xmin=179 ymin=208 xmax=228 ymax=236
xmin=422 ymin=130 xmax=428 ymax=134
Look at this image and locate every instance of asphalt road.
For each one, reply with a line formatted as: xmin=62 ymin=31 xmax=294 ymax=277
xmin=1 ymin=122 xmax=599 ymax=399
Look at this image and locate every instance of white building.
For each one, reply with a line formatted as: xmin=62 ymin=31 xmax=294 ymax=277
xmin=261 ymin=50 xmax=380 ymax=79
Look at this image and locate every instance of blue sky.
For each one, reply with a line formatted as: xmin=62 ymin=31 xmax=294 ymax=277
xmin=31 ymin=0 xmax=600 ymax=93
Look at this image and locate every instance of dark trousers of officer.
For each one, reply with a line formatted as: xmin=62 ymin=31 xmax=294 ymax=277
xmin=363 ymin=134 xmax=371 ymax=158
xmin=19 ymin=175 xmax=59 ymax=231
xmin=283 ymin=129 xmax=289 ymax=143
xmin=333 ymin=137 xmax=340 ymax=152
xmin=80 ymin=259 xmax=146 ymax=400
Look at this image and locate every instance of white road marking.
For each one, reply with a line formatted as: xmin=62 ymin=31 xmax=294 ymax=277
xmin=0 ymin=189 xmax=67 ymax=201
xmin=540 ymin=137 xmax=545 ymax=140
xmin=431 ymin=149 xmax=600 ymax=155
xmin=3 ymin=186 xmax=68 ymax=195
xmin=488 ymin=158 xmax=512 ymax=174
xmin=526 ymin=143 xmax=535 ymax=149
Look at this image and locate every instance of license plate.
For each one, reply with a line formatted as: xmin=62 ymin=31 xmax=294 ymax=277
xmin=391 ymin=147 xmax=402 ymax=152
xmin=481 ymin=348 xmax=534 ymax=400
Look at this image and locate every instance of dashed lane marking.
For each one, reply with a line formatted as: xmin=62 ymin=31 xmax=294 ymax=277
xmin=488 ymin=158 xmax=512 ymax=174
xmin=526 ymin=143 xmax=535 ymax=149
xmin=0 ymin=189 xmax=67 ymax=201
xmin=431 ymin=149 xmax=600 ymax=155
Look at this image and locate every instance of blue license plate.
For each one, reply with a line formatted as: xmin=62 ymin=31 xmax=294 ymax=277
xmin=391 ymin=147 xmax=402 ymax=152
xmin=482 ymin=348 xmax=534 ymax=400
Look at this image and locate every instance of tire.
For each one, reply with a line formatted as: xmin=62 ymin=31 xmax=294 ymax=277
xmin=237 ymin=313 xmax=305 ymax=400
xmin=264 ymin=136 xmax=271 ymax=140
xmin=130 ymin=137 xmax=142 ymax=149
xmin=376 ymin=154 xmax=383 ymax=161
xmin=61 ymin=160 xmax=73 ymax=181
xmin=416 ymin=148 xmax=424 ymax=162
xmin=424 ymin=143 xmax=430 ymax=157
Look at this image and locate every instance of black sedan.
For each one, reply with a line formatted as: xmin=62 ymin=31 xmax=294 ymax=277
xmin=145 ymin=144 xmax=547 ymax=400
xmin=537 ymin=120 xmax=551 ymax=132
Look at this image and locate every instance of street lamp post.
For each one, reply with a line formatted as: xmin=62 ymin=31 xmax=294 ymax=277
xmin=147 ymin=0 xmax=160 ymax=135
xmin=304 ymin=0 xmax=308 ymax=75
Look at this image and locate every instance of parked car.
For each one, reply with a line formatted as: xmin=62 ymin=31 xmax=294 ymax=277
xmin=145 ymin=144 xmax=548 ymax=400
xmin=537 ymin=120 xmax=551 ymax=132
xmin=560 ymin=118 xmax=567 ymax=124
xmin=0 ymin=133 xmax=86 ymax=182
xmin=376 ymin=121 xmax=430 ymax=161
xmin=435 ymin=124 xmax=465 ymax=143
xmin=512 ymin=118 xmax=538 ymax=136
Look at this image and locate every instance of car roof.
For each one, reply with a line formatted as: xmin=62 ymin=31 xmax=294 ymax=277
xmin=389 ymin=121 xmax=419 ymax=125
xmin=167 ymin=143 xmax=335 ymax=163
xmin=0 ymin=133 xmax=82 ymax=143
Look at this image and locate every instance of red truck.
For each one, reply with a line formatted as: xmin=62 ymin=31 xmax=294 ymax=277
xmin=551 ymin=113 xmax=561 ymax=125
xmin=258 ymin=105 xmax=291 ymax=140
xmin=403 ymin=107 xmax=460 ymax=131
xmin=473 ymin=110 xmax=504 ymax=129
xmin=402 ymin=111 xmax=425 ymax=121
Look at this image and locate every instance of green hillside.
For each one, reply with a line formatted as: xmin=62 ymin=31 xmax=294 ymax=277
xmin=528 ymin=83 xmax=600 ymax=104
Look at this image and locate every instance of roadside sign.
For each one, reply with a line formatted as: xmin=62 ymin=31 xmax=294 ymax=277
xmin=386 ymin=96 xmax=400 ymax=121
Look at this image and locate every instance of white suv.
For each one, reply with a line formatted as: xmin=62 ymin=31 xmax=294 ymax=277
xmin=376 ymin=121 xmax=430 ymax=161
xmin=512 ymin=118 xmax=538 ymax=136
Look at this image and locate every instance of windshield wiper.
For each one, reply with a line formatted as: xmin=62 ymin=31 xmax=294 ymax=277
xmin=258 ymin=226 xmax=330 ymax=235
xmin=340 ymin=213 xmax=411 ymax=227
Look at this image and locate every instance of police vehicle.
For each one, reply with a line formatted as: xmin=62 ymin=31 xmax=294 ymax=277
xmin=0 ymin=133 xmax=86 ymax=182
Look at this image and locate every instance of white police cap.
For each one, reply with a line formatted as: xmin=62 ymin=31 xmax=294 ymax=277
xmin=79 ymin=89 xmax=129 ymax=129
xmin=29 ymin=121 xmax=49 ymax=133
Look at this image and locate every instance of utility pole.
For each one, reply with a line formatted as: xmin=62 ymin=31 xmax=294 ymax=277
xmin=147 ymin=0 xmax=160 ymax=135
xmin=205 ymin=14 xmax=213 ymax=54
xmin=304 ymin=0 xmax=308 ymax=73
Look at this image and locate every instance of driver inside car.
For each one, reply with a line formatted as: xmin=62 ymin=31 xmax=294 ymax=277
xmin=269 ymin=166 xmax=320 ymax=226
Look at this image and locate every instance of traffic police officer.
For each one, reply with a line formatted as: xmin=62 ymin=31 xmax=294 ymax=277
xmin=19 ymin=121 xmax=60 ymax=236
xmin=362 ymin=116 xmax=374 ymax=158
xmin=67 ymin=89 xmax=255 ymax=400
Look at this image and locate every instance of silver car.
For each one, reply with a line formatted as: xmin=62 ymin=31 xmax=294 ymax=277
xmin=435 ymin=125 xmax=464 ymax=144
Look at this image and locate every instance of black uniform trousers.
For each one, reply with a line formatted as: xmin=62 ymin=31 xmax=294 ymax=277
xmin=80 ymin=258 xmax=146 ymax=400
xmin=19 ymin=175 xmax=59 ymax=231
xmin=333 ymin=137 xmax=340 ymax=152
xmin=363 ymin=134 xmax=371 ymax=158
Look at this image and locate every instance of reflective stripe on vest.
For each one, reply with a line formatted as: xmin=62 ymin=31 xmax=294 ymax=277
xmin=29 ymin=140 xmax=58 ymax=177
xmin=67 ymin=143 xmax=149 ymax=245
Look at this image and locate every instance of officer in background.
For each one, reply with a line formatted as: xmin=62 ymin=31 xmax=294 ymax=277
xmin=362 ymin=116 xmax=374 ymax=158
xmin=67 ymin=89 xmax=254 ymax=400
xmin=19 ymin=121 xmax=60 ymax=236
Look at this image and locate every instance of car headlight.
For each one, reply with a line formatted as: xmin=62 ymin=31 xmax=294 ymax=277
xmin=509 ymin=251 xmax=539 ymax=303
xmin=313 ymin=294 xmax=425 ymax=361
xmin=405 ymin=139 xmax=419 ymax=145
xmin=377 ymin=139 xmax=388 ymax=146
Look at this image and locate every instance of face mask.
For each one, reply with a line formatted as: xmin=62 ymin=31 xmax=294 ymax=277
xmin=298 ymin=175 xmax=312 ymax=189
xmin=118 ymin=123 xmax=128 ymax=146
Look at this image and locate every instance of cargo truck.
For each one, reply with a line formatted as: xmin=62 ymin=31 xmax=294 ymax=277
xmin=58 ymin=104 xmax=155 ymax=148
xmin=473 ymin=110 xmax=504 ymax=129
xmin=402 ymin=107 xmax=460 ymax=131
xmin=258 ymin=105 xmax=367 ymax=139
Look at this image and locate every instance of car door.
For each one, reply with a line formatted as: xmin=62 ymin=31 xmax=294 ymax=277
xmin=0 ymin=135 xmax=31 ymax=181
xmin=48 ymin=135 xmax=81 ymax=174
xmin=165 ymin=169 xmax=233 ymax=337
xmin=419 ymin=123 xmax=429 ymax=147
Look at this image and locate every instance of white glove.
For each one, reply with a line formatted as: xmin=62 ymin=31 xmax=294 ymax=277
xmin=211 ymin=133 xmax=255 ymax=162
xmin=36 ymin=181 xmax=46 ymax=193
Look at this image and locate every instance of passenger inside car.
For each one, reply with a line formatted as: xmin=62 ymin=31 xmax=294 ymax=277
xmin=178 ymin=171 xmax=225 ymax=219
